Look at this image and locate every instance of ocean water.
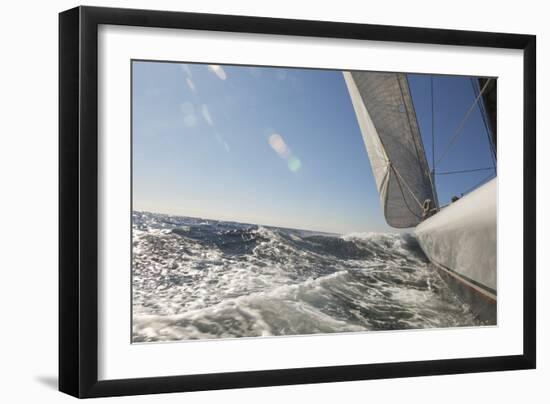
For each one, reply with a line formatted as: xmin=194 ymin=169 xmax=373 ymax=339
xmin=132 ymin=211 xmax=485 ymax=342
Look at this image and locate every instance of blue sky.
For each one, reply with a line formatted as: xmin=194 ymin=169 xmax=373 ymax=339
xmin=132 ymin=61 xmax=495 ymax=234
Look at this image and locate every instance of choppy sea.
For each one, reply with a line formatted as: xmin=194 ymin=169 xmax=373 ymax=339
xmin=132 ymin=211 xmax=486 ymax=342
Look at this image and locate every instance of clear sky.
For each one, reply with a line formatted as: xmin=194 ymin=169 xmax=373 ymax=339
xmin=132 ymin=61 xmax=495 ymax=234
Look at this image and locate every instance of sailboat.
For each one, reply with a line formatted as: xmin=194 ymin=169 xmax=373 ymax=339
xmin=343 ymin=71 xmax=497 ymax=323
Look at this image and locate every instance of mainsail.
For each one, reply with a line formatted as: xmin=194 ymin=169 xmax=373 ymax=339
xmin=343 ymin=71 xmax=436 ymax=228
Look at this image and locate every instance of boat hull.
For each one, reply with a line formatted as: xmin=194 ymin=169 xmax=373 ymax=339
xmin=415 ymin=178 xmax=497 ymax=323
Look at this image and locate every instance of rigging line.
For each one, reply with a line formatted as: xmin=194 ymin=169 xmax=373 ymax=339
xmin=461 ymin=172 xmax=496 ymax=196
xmin=389 ymin=163 xmax=424 ymax=211
xmin=477 ymin=81 xmax=497 ymax=167
xmin=471 ymin=79 xmax=493 ymax=149
xmin=398 ymin=74 xmax=437 ymax=208
xmin=396 ymin=75 xmax=425 ymax=175
xmin=389 ymin=164 xmax=422 ymax=219
xmin=431 ymin=75 xmax=435 ymax=173
xmin=436 ymin=167 xmax=494 ymax=175
xmin=470 ymin=78 xmax=497 ymax=169
xmin=434 ymin=78 xmax=493 ymax=168
xmin=429 ymin=74 xmax=439 ymax=208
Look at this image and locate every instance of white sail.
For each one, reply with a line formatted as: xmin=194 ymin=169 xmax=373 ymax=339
xmin=343 ymin=71 xmax=436 ymax=228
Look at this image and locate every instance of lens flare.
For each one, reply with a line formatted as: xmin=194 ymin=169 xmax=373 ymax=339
xmin=180 ymin=102 xmax=197 ymax=127
xmin=202 ymin=105 xmax=214 ymax=126
xmin=268 ymin=134 xmax=290 ymax=158
xmin=186 ymin=77 xmax=197 ymax=93
xmin=287 ymin=157 xmax=302 ymax=172
xmin=208 ymin=65 xmax=227 ymax=80
xmin=268 ymin=133 xmax=301 ymax=172
xmin=180 ymin=64 xmax=192 ymax=77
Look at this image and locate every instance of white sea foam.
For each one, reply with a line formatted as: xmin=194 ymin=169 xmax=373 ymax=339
xmin=132 ymin=211 xmax=484 ymax=342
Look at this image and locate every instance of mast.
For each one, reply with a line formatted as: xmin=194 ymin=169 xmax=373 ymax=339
xmin=478 ymin=78 xmax=497 ymax=160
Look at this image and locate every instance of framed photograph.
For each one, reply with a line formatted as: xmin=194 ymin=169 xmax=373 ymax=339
xmin=59 ymin=6 xmax=536 ymax=398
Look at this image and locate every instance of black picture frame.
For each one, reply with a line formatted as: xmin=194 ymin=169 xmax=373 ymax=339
xmin=59 ymin=5 xmax=536 ymax=398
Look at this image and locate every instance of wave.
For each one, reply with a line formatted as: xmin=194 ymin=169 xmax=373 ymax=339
xmin=132 ymin=211 xmax=485 ymax=342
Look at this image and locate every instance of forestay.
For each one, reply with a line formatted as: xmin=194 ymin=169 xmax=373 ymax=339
xmin=343 ymin=71 xmax=436 ymax=228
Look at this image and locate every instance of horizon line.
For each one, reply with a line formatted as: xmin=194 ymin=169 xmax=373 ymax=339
xmin=131 ymin=209 xmax=403 ymax=236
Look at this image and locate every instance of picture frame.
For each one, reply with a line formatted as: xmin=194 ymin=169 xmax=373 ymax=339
xmin=59 ymin=5 xmax=536 ymax=398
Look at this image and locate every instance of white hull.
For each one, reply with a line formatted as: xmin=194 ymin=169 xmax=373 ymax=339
xmin=415 ymin=178 xmax=497 ymax=320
